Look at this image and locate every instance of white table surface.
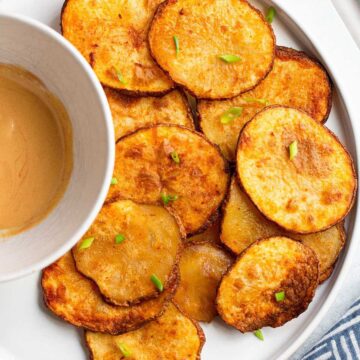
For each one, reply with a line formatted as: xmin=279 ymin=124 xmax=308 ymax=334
xmin=0 ymin=1 xmax=359 ymax=359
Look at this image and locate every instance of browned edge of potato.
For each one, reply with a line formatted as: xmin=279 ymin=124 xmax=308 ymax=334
xmin=41 ymin=252 xmax=179 ymax=335
xmin=85 ymin=302 xmax=205 ymax=360
xmin=216 ymin=236 xmax=319 ymax=332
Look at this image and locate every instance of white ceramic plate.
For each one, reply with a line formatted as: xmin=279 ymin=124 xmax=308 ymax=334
xmin=0 ymin=1 xmax=359 ymax=359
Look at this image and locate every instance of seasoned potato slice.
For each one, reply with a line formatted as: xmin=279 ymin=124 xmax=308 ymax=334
xmin=41 ymin=252 xmax=178 ymax=334
xmin=61 ymin=0 xmax=173 ymax=95
xmin=199 ymin=46 xmax=332 ymax=161
xmin=108 ymin=125 xmax=229 ymax=236
xmin=237 ymin=106 xmax=356 ymax=233
xmin=174 ymin=243 xmax=233 ymax=322
xmin=221 ymin=177 xmax=346 ymax=280
xmin=85 ymin=303 xmax=204 ymax=360
xmin=148 ymin=0 xmax=275 ymax=99
xmin=217 ymin=237 xmax=319 ymax=332
xmin=106 ymin=88 xmax=194 ymax=141
xmin=187 ymin=219 xmax=221 ymax=245
xmin=73 ymin=200 xmax=182 ymax=306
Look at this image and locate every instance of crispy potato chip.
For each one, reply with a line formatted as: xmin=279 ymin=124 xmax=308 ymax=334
xmin=61 ymin=0 xmax=173 ymax=95
xmin=236 ymin=106 xmax=356 ymax=233
xmin=42 ymin=252 xmax=178 ymax=334
xmin=221 ymin=177 xmax=346 ymax=280
xmin=148 ymin=0 xmax=275 ymax=99
xmin=319 ymin=265 xmax=335 ymax=284
xmin=174 ymin=243 xmax=233 ymax=322
xmin=73 ymin=200 xmax=182 ymax=306
xmin=106 ymin=88 xmax=194 ymax=141
xmin=198 ymin=46 xmax=332 ymax=160
xmin=108 ymin=125 xmax=229 ymax=236
xmin=216 ymin=237 xmax=319 ymax=332
xmin=85 ymin=303 xmax=205 ymax=360
xmin=187 ymin=219 xmax=221 ymax=245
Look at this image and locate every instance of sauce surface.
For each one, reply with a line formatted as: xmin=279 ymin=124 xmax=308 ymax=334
xmin=0 ymin=64 xmax=73 ymax=236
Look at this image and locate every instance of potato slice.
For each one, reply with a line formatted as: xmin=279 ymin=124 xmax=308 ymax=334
xmin=108 ymin=125 xmax=229 ymax=236
xmin=61 ymin=0 xmax=173 ymax=95
xmin=187 ymin=219 xmax=220 ymax=245
xmin=85 ymin=303 xmax=204 ymax=360
xmin=106 ymin=88 xmax=194 ymax=141
xmin=174 ymin=243 xmax=233 ymax=322
xmin=42 ymin=252 xmax=178 ymax=334
xmin=198 ymin=46 xmax=332 ymax=161
xmin=221 ymin=177 xmax=346 ymax=281
xmin=73 ymin=200 xmax=182 ymax=306
xmin=148 ymin=0 xmax=275 ymax=99
xmin=237 ymin=106 xmax=356 ymax=233
xmin=217 ymin=237 xmax=319 ymax=332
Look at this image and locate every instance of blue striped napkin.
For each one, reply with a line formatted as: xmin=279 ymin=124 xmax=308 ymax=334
xmin=302 ymin=297 xmax=360 ymax=359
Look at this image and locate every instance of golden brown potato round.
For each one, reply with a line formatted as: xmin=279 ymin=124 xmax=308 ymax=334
xmin=61 ymin=0 xmax=173 ymax=95
xmin=73 ymin=200 xmax=182 ymax=306
xmin=221 ymin=177 xmax=346 ymax=280
xmin=216 ymin=237 xmax=319 ymax=332
xmin=174 ymin=243 xmax=233 ymax=322
xmin=198 ymin=46 xmax=332 ymax=161
xmin=236 ymin=106 xmax=356 ymax=233
xmin=108 ymin=125 xmax=230 ymax=236
xmin=85 ymin=303 xmax=205 ymax=360
xmin=148 ymin=0 xmax=275 ymax=99
xmin=106 ymin=88 xmax=194 ymax=141
xmin=41 ymin=252 xmax=178 ymax=334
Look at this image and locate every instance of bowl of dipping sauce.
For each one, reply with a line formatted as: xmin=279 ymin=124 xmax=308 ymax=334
xmin=0 ymin=14 xmax=114 ymax=281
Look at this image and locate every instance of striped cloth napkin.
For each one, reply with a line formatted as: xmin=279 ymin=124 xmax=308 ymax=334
xmin=302 ymin=297 xmax=360 ymax=359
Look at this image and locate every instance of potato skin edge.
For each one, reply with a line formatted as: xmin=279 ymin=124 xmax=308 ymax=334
xmin=235 ymin=105 xmax=357 ymax=235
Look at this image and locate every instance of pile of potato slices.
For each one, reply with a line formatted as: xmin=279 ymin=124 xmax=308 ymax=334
xmin=41 ymin=0 xmax=357 ymax=358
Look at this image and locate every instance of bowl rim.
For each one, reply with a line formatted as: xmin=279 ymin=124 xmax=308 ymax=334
xmin=0 ymin=12 xmax=115 ymax=282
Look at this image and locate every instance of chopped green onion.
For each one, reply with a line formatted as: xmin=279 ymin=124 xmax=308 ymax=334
xmin=79 ymin=237 xmax=95 ymax=250
xmin=289 ymin=140 xmax=298 ymax=160
xmin=219 ymin=54 xmax=241 ymax=63
xmin=117 ymin=342 xmax=131 ymax=357
xmin=115 ymin=234 xmax=125 ymax=244
xmin=266 ymin=6 xmax=276 ymax=23
xmin=275 ymin=290 xmax=285 ymax=302
xmin=114 ymin=66 xmax=127 ymax=85
xmin=173 ymin=35 xmax=180 ymax=56
xmin=161 ymin=193 xmax=178 ymax=205
xmin=111 ymin=177 xmax=118 ymax=185
xmin=150 ymin=274 xmax=164 ymax=292
xmin=243 ymin=97 xmax=269 ymax=105
xmin=170 ymin=151 xmax=180 ymax=164
xmin=220 ymin=107 xmax=243 ymax=124
xmin=254 ymin=329 xmax=264 ymax=341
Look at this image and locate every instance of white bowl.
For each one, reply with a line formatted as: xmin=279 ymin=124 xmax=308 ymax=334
xmin=0 ymin=13 xmax=115 ymax=282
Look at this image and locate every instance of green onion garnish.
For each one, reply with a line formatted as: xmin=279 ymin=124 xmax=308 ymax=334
xmin=161 ymin=193 xmax=178 ymax=205
xmin=254 ymin=329 xmax=264 ymax=341
xmin=150 ymin=274 xmax=164 ymax=292
xmin=79 ymin=237 xmax=95 ymax=250
xmin=114 ymin=67 xmax=127 ymax=85
xmin=219 ymin=54 xmax=241 ymax=63
xmin=117 ymin=342 xmax=131 ymax=357
xmin=220 ymin=107 xmax=243 ymax=124
xmin=289 ymin=140 xmax=298 ymax=160
xmin=266 ymin=6 xmax=276 ymax=23
xmin=243 ymin=97 xmax=269 ymax=105
xmin=111 ymin=177 xmax=118 ymax=185
xmin=173 ymin=35 xmax=180 ymax=56
xmin=275 ymin=290 xmax=285 ymax=302
xmin=115 ymin=234 xmax=125 ymax=244
xmin=170 ymin=151 xmax=180 ymax=164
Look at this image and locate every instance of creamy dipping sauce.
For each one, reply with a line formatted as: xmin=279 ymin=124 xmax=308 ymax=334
xmin=0 ymin=64 xmax=73 ymax=236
